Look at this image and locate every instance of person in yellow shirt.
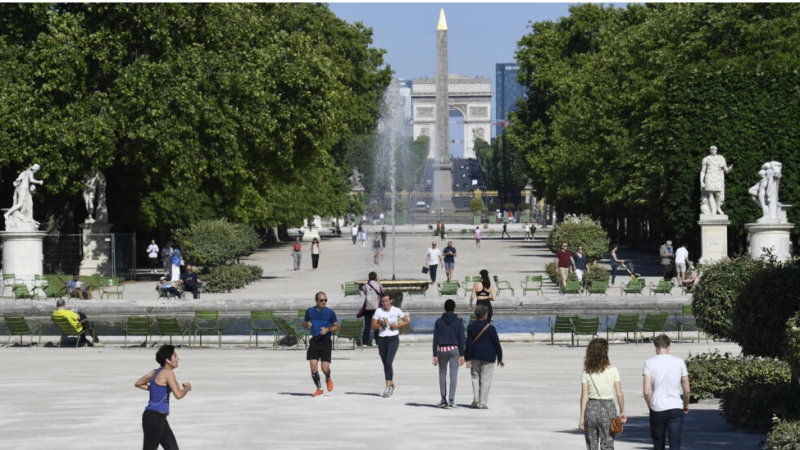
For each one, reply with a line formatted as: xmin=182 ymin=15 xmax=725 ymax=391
xmin=51 ymin=299 xmax=101 ymax=346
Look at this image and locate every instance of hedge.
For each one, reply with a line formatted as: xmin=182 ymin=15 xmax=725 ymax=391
xmin=685 ymin=351 xmax=790 ymax=401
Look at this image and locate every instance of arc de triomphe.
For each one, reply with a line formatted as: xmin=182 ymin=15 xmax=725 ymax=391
xmin=411 ymin=75 xmax=492 ymax=159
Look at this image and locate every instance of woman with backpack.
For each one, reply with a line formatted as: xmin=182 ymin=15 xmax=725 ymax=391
xmin=290 ymin=236 xmax=302 ymax=271
xmin=360 ymin=271 xmax=383 ymax=346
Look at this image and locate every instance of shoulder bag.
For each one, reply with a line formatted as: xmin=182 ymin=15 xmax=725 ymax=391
xmin=588 ymin=374 xmax=624 ymax=435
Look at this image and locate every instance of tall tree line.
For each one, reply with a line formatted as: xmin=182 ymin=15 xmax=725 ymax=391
xmin=0 ymin=3 xmax=391 ymax=232
xmin=507 ymin=3 xmax=800 ymax=252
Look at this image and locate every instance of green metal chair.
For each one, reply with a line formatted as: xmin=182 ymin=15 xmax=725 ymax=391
xmin=249 ymin=310 xmax=279 ymax=348
xmin=462 ymin=276 xmax=481 ymax=296
xmin=649 ymin=280 xmax=674 ymax=296
xmin=586 ymin=281 xmax=609 ymax=296
xmin=560 ymin=280 xmax=582 ymax=295
xmin=192 ymin=310 xmax=224 ymax=348
xmin=101 ymin=278 xmax=125 ymax=299
xmin=571 ymin=316 xmax=600 ymax=347
xmin=2 ymin=273 xmax=22 ymax=296
xmin=123 ymin=316 xmax=152 ymax=348
xmin=341 ymin=282 xmax=361 ymax=297
xmin=548 ymin=315 xmax=577 ymax=345
xmin=621 ymin=280 xmax=645 ymax=295
xmin=12 ymin=284 xmax=37 ymax=300
xmin=520 ymin=275 xmax=543 ymax=296
xmin=32 ymin=275 xmax=49 ymax=298
xmin=155 ymin=317 xmax=190 ymax=347
xmin=3 ymin=315 xmax=41 ymax=347
xmin=437 ymin=281 xmax=460 ymax=296
xmin=335 ymin=319 xmax=364 ymax=350
xmin=636 ymin=312 xmax=669 ymax=343
xmin=275 ymin=317 xmax=310 ymax=350
xmin=675 ymin=305 xmax=708 ymax=343
xmin=52 ymin=316 xmax=96 ymax=347
xmin=493 ymin=275 xmax=515 ymax=296
xmin=606 ymin=313 xmax=640 ymax=343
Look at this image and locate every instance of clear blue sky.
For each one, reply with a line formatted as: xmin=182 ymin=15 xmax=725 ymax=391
xmin=328 ymin=2 xmax=581 ymax=150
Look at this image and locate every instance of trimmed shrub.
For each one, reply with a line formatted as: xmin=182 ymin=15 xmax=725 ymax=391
xmin=469 ymin=197 xmax=483 ymax=214
xmin=691 ymin=256 xmax=767 ymax=340
xmin=247 ymin=264 xmax=263 ymax=282
xmin=583 ymin=266 xmax=610 ymax=283
xmin=720 ymin=382 xmax=797 ymax=430
xmin=686 ymin=351 xmax=790 ymax=400
xmin=174 ymin=219 xmax=261 ymax=267
xmin=765 ymin=419 xmax=800 ymax=450
xmin=202 ymin=264 xmax=260 ymax=293
xmin=545 ymin=215 xmax=609 ymax=263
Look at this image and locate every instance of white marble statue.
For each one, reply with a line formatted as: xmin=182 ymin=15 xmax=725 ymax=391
xmin=699 ymin=146 xmax=733 ymax=216
xmin=83 ymin=171 xmax=108 ymax=224
xmin=4 ymin=164 xmax=43 ymax=231
xmin=748 ymin=161 xmax=782 ymax=223
xmin=348 ymin=167 xmax=363 ymax=187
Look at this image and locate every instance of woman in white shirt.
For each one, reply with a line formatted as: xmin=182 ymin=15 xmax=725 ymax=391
xmin=371 ymin=294 xmax=409 ymax=398
xmin=579 ymin=338 xmax=627 ymax=449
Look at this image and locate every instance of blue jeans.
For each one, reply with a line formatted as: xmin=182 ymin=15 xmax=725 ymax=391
xmin=611 ymin=265 xmax=618 ymax=285
xmin=649 ymin=408 xmax=684 ymax=450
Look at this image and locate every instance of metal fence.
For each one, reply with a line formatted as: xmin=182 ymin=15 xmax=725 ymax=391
xmin=43 ymin=233 xmax=138 ymax=280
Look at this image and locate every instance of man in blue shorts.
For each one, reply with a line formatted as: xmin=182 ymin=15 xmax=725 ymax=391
xmin=303 ymin=291 xmax=339 ymax=397
xmin=443 ymin=241 xmax=457 ymax=282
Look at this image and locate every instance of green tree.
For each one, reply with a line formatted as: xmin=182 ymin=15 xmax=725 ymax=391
xmin=0 ymin=4 xmax=391 ymax=232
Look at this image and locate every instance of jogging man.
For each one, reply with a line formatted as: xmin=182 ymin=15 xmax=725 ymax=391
xmin=303 ymin=291 xmax=339 ymax=397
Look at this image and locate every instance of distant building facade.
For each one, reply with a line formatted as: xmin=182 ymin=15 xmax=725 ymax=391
xmin=495 ymin=63 xmax=527 ymax=137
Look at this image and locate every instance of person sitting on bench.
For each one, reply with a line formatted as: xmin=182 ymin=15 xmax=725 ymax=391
xmin=179 ymin=264 xmax=205 ymax=299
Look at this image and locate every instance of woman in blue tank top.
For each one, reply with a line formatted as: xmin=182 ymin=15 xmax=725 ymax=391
xmin=135 ymin=344 xmax=192 ymax=450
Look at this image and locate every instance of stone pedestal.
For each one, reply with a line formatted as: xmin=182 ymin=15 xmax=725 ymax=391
xmin=745 ymin=222 xmax=794 ymax=260
xmin=0 ymin=231 xmax=46 ymax=285
xmin=80 ymin=222 xmax=114 ymax=276
xmin=698 ymin=215 xmax=730 ymax=264
xmin=301 ymin=216 xmax=321 ymax=241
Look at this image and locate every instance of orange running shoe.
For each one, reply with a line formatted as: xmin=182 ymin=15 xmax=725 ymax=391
xmin=327 ymin=379 xmax=334 ymax=392
xmin=313 ymin=389 xmax=324 ymax=397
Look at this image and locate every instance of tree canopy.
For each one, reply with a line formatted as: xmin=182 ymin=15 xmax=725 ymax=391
xmin=508 ymin=3 xmax=800 ymax=250
xmin=0 ymin=3 xmax=392 ymax=232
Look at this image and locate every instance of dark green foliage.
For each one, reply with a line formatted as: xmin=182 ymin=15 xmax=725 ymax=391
xmin=720 ymin=382 xmax=797 ymax=430
xmin=765 ymin=419 xmax=800 ymax=450
xmin=174 ymin=219 xmax=260 ymax=267
xmin=201 ymin=264 xmax=260 ymax=294
xmin=685 ymin=351 xmax=790 ymax=400
xmin=691 ymin=256 xmax=767 ymax=340
xmin=510 ymin=3 xmax=800 ymax=249
xmin=730 ymin=260 xmax=800 ymax=359
xmin=583 ymin=267 xmax=610 ymax=284
xmin=545 ymin=215 xmax=610 ymax=263
xmin=0 ymin=4 xmax=391 ymax=231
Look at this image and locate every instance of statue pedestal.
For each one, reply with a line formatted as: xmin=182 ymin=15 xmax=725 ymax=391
xmin=0 ymin=231 xmax=46 ymax=286
xmin=698 ymin=216 xmax=729 ymax=264
xmin=745 ymin=222 xmax=794 ymax=260
xmin=80 ymin=222 xmax=114 ymax=276
xmin=301 ymin=216 xmax=321 ymax=241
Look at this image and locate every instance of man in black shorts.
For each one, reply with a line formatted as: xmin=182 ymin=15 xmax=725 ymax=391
xmin=303 ymin=291 xmax=339 ymax=397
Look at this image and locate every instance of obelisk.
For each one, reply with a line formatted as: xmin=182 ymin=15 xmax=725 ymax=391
xmin=435 ymin=9 xmax=449 ymax=165
xmin=433 ymin=9 xmax=452 ymax=218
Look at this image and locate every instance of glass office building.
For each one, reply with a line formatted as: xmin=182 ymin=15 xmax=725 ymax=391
xmin=495 ymin=63 xmax=527 ymax=137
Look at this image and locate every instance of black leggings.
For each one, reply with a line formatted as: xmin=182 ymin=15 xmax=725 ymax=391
xmin=377 ymin=335 xmax=399 ymax=381
xmin=362 ymin=310 xmax=378 ymax=346
xmin=477 ymin=299 xmax=493 ymax=323
xmin=142 ymin=410 xmax=178 ymax=450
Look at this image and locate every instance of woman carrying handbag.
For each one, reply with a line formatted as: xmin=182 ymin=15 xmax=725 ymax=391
xmin=579 ymin=337 xmax=627 ymax=450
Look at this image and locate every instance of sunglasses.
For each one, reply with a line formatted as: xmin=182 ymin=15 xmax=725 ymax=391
xmin=318 ymin=298 xmax=328 ymax=302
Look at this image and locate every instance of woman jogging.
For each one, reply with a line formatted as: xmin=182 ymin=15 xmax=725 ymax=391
xmin=372 ymin=293 xmax=409 ymax=398
xmin=579 ymin=338 xmax=627 ymax=450
xmin=469 ymin=269 xmax=496 ymax=323
xmin=372 ymin=232 xmax=382 ymax=265
xmin=135 ymin=344 xmax=192 ymax=450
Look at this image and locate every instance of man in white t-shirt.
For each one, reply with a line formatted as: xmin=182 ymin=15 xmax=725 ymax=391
xmin=643 ymin=334 xmax=691 ymax=450
xmin=674 ymin=244 xmax=689 ymax=287
xmin=423 ymin=241 xmax=444 ymax=283
xmin=351 ymin=224 xmax=358 ymax=245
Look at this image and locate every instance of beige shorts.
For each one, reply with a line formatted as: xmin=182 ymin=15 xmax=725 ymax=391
xmin=558 ymin=267 xmax=569 ymax=281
